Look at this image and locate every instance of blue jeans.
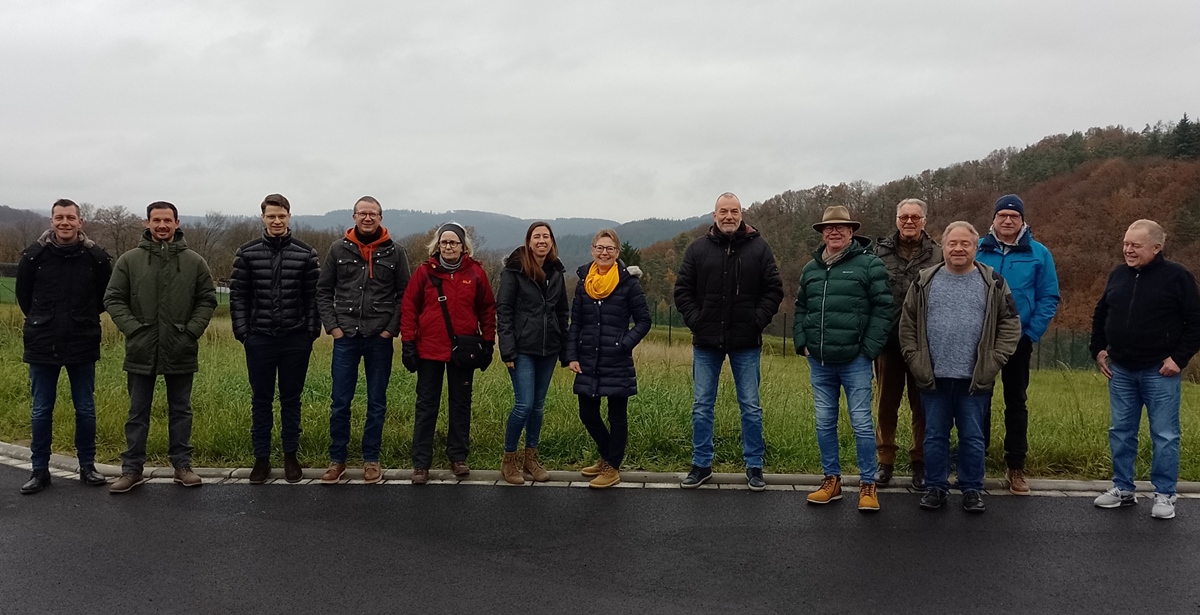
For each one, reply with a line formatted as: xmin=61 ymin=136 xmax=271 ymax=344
xmin=809 ymin=354 xmax=877 ymax=483
xmin=29 ymin=362 xmax=97 ymax=471
xmin=504 ymin=353 xmax=558 ymax=452
xmin=690 ymin=347 xmax=765 ymax=468
xmin=328 ymin=335 xmax=393 ymax=463
xmin=1108 ymin=361 xmax=1181 ymax=496
xmin=921 ymin=378 xmax=989 ymax=493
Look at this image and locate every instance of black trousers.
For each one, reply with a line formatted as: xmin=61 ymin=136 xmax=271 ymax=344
xmin=412 ymin=359 xmax=474 ymax=469
xmin=984 ymin=335 xmax=1032 ymax=470
xmin=244 ymin=333 xmax=313 ymax=459
xmin=578 ymin=395 xmax=629 ymax=470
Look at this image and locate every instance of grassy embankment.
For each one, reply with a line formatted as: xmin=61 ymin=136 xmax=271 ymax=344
xmin=0 ymin=304 xmax=1195 ymax=480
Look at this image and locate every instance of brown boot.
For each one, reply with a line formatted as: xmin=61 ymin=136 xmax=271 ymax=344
xmin=320 ymin=463 xmax=346 ymax=485
xmin=283 ymin=452 xmax=302 ymax=483
xmin=501 ymin=451 xmax=525 ymax=485
xmin=523 ymin=448 xmax=550 ymax=482
xmin=1007 ymin=468 xmax=1031 ymax=496
xmin=173 ymin=466 xmax=203 ymax=488
xmin=363 ymin=462 xmax=382 ymax=484
xmin=580 ymin=459 xmax=605 ymax=477
xmin=588 ymin=461 xmax=620 ymax=489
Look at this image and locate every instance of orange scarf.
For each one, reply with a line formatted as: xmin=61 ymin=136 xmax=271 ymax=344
xmin=585 ymin=262 xmax=620 ymax=300
xmin=346 ymin=227 xmax=391 ymax=278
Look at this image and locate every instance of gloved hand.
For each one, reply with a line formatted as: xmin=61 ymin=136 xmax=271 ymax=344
xmin=401 ymin=341 xmax=419 ymax=373
xmin=478 ymin=341 xmax=494 ymax=372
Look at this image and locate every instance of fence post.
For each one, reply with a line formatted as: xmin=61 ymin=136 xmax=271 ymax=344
xmin=668 ymin=305 xmax=673 ymax=347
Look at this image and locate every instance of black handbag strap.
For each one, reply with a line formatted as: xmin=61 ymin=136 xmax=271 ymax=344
xmin=428 ymin=275 xmax=459 ymax=348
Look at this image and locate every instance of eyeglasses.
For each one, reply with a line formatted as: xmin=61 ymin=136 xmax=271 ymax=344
xmin=897 ymin=215 xmax=925 ymax=223
xmin=995 ymin=212 xmax=1021 ymax=221
xmin=354 ymin=212 xmax=381 ymax=219
xmin=592 ymin=245 xmax=618 ymax=253
xmin=439 ymin=240 xmax=462 ymax=247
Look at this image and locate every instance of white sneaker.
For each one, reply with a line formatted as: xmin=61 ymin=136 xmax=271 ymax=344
xmin=1093 ymin=487 xmax=1136 ymax=508
xmin=1151 ymin=493 xmax=1177 ymax=520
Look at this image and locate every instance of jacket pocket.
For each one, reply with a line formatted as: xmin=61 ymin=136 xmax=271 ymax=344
xmin=27 ymin=312 xmax=53 ymax=326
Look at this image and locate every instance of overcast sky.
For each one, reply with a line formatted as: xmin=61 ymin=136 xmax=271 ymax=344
xmin=2 ymin=1 xmax=1197 ymax=222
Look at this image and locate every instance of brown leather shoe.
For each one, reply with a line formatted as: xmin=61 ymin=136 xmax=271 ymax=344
xmin=523 ymin=448 xmax=551 ymax=482
xmin=283 ymin=452 xmax=302 ymax=483
xmin=109 ymin=472 xmax=145 ymax=494
xmin=363 ymin=462 xmax=383 ymax=484
xmin=450 ymin=461 xmax=470 ymax=477
xmin=320 ymin=463 xmax=346 ymax=485
xmin=412 ymin=468 xmax=429 ymax=485
xmin=1007 ymin=468 xmax=1031 ymax=496
xmin=173 ymin=466 xmax=203 ymax=488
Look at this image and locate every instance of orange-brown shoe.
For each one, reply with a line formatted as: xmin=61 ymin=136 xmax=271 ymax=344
xmin=320 ymin=463 xmax=346 ymax=485
xmin=580 ymin=459 xmax=605 ymax=477
xmin=363 ymin=462 xmax=383 ymax=484
xmin=1007 ymin=468 xmax=1031 ymax=496
xmin=858 ymin=482 xmax=880 ymax=512
xmin=588 ymin=462 xmax=620 ymax=489
xmin=807 ymin=475 xmax=843 ymax=504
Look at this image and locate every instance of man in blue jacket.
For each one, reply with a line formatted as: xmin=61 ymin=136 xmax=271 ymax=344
xmin=976 ymin=194 xmax=1060 ymax=495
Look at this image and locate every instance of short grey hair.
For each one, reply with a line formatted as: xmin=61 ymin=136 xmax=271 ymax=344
xmin=715 ymin=192 xmax=740 ymax=208
xmin=1128 ymin=219 xmax=1165 ymax=247
xmin=943 ymin=220 xmax=979 ymax=241
xmin=896 ymin=198 xmax=928 ymax=216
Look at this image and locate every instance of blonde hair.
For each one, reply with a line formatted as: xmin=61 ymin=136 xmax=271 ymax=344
xmin=593 ymin=228 xmax=620 ymax=248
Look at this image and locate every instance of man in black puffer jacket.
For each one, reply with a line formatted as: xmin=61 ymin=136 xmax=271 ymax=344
xmin=229 ymin=194 xmax=320 ymax=484
xmin=674 ymin=192 xmax=784 ymax=491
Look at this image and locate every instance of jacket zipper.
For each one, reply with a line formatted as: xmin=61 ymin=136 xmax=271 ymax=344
xmin=1126 ymin=271 xmax=1139 ymax=328
xmin=819 ymin=268 xmax=829 ymax=366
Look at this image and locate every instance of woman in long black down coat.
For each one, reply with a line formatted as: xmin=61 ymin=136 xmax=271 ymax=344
xmin=564 ymin=229 xmax=651 ymax=488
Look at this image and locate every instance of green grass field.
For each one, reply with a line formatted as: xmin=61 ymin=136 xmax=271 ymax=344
xmin=0 ymin=304 xmax=1195 ymax=481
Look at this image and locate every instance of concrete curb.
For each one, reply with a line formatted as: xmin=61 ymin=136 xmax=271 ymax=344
xmin=3 ymin=440 xmax=1196 ymax=493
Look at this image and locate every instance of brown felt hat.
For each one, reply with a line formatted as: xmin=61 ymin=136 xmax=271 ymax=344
xmin=812 ymin=205 xmax=861 ymax=232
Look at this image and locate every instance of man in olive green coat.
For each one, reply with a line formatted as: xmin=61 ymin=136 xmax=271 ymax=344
xmin=104 ymin=201 xmax=217 ymax=493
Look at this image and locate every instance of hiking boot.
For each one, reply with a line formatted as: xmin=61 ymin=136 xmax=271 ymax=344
xmin=1094 ymin=486 xmax=1137 ymax=509
xmin=320 ymin=463 xmax=346 ymax=485
xmin=963 ymin=490 xmax=986 ymax=513
xmin=363 ymin=462 xmax=382 ymax=484
xmin=80 ymin=464 xmax=107 ymax=486
xmin=681 ymin=465 xmax=712 ymax=489
xmin=581 ymin=459 xmax=605 ymax=477
xmin=249 ymin=458 xmax=271 ymax=484
xmin=807 ymin=475 xmax=843 ymax=504
xmin=875 ymin=463 xmax=894 ymax=486
xmin=589 ymin=461 xmax=620 ymax=489
xmin=920 ymin=487 xmax=948 ymax=510
xmin=501 ymin=451 xmax=525 ymax=485
xmin=523 ymin=448 xmax=551 ymax=482
xmin=1006 ymin=468 xmax=1030 ymax=496
xmin=283 ymin=452 xmax=302 ymax=483
xmin=858 ymin=482 xmax=880 ymax=512
xmin=174 ymin=466 xmax=203 ymax=488
xmin=20 ymin=469 xmax=51 ymax=495
xmin=911 ymin=461 xmax=926 ymax=491
xmin=411 ymin=468 xmax=429 ymax=485
xmin=450 ymin=460 xmax=470 ymax=477
xmin=747 ymin=467 xmax=766 ymax=492
xmin=1151 ymin=493 xmax=1177 ymax=520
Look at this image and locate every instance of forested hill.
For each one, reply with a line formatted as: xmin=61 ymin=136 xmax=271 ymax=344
xmin=632 ymin=115 xmax=1200 ymax=332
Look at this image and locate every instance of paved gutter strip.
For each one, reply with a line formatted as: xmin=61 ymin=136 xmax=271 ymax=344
xmin=3 ymin=440 xmax=1197 ymax=495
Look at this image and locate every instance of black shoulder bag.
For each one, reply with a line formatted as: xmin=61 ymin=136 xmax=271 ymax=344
xmin=429 ymin=275 xmax=491 ymax=371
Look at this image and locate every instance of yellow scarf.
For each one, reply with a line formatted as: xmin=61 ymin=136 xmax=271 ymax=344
xmin=585 ymin=262 xmax=620 ymax=300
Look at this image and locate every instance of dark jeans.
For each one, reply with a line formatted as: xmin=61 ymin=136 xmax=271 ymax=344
xmin=412 ymin=359 xmax=474 ymax=469
xmin=121 ymin=372 xmax=194 ymax=474
xmin=29 ymin=362 xmax=97 ymax=471
xmin=984 ymin=335 xmax=1032 ymax=469
xmin=922 ymin=378 xmax=989 ymax=493
xmin=329 ymin=334 xmax=393 ymax=464
xmin=245 ymin=333 xmax=313 ymax=459
xmin=579 ymin=395 xmax=629 ymax=470
xmin=874 ymin=342 xmax=925 ymax=465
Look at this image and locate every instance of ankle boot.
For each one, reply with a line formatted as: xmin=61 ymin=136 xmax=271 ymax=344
xmin=249 ymin=458 xmax=271 ymax=484
xmin=523 ymin=447 xmax=551 ymax=482
xmin=283 ymin=452 xmax=302 ymax=483
xmin=21 ymin=469 xmax=51 ymax=495
xmin=80 ymin=464 xmax=107 ymax=486
xmin=501 ymin=451 xmax=525 ymax=485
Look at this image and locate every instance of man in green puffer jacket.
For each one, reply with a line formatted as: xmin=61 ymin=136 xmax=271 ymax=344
xmin=103 ymin=201 xmax=217 ymax=494
xmin=793 ymin=205 xmax=892 ymax=511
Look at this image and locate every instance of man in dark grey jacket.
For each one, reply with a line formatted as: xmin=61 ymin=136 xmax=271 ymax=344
xmin=873 ymin=198 xmax=941 ymax=489
xmin=230 ymin=194 xmax=320 ymax=484
xmin=314 ymin=196 xmax=409 ymax=485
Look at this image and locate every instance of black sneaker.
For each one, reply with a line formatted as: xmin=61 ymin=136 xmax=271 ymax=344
xmin=681 ymin=465 xmax=712 ymax=489
xmin=962 ymin=490 xmax=986 ymax=513
xmin=920 ymin=487 xmax=948 ymax=510
xmin=746 ymin=468 xmax=766 ymax=492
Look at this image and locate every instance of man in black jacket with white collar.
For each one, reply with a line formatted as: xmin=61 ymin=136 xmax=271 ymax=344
xmin=1091 ymin=219 xmax=1200 ymax=520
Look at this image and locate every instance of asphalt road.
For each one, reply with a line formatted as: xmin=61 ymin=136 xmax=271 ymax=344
xmin=2 ymin=464 xmax=1198 ymax=615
